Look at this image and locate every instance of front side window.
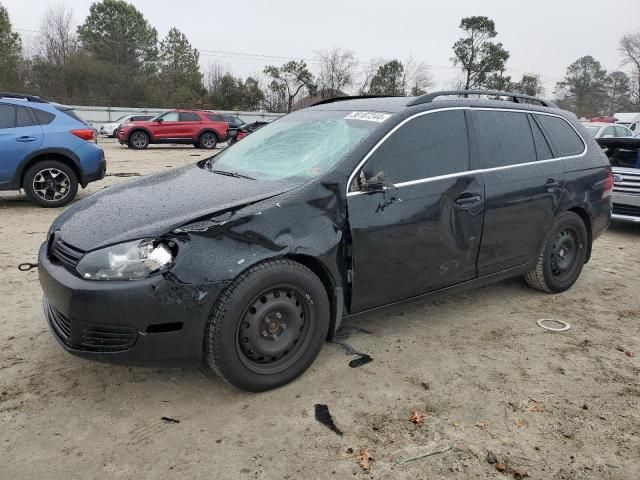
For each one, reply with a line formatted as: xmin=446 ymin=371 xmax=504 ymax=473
xmin=614 ymin=126 xmax=631 ymax=137
xmin=472 ymin=110 xmax=536 ymax=169
xmin=160 ymin=112 xmax=180 ymax=122
xmin=208 ymin=109 xmax=382 ymax=182
xmin=0 ymin=104 xmax=17 ymax=129
xmin=359 ymin=110 xmax=469 ymax=185
xmin=602 ymin=126 xmax=615 ymax=137
xmin=536 ymin=115 xmax=585 ymax=157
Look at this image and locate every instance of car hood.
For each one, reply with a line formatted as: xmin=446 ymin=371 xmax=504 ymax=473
xmin=51 ymin=164 xmax=295 ymax=251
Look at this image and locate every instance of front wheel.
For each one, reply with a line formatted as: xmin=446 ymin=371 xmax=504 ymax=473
xmin=524 ymin=211 xmax=588 ymax=293
xmin=23 ymin=160 xmax=78 ymax=208
xmin=204 ymin=259 xmax=330 ymax=392
xmin=128 ymin=131 xmax=149 ymax=149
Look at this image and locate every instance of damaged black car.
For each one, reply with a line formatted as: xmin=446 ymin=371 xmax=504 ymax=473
xmin=39 ymin=91 xmax=612 ymax=391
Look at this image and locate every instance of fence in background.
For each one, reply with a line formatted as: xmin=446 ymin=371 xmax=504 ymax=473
xmin=70 ymin=105 xmax=284 ymax=125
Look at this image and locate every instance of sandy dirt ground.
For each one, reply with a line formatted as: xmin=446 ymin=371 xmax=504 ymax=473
xmin=0 ymin=138 xmax=639 ymax=479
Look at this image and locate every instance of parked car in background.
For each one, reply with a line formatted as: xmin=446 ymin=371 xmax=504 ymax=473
xmin=583 ymin=122 xmax=634 ymax=138
xmin=597 ymin=136 xmax=640 ymax=223
xmin=99 ymin=114 xmax=154 ymax=138
xmin=39 ymin=90 xmax=612 ymax=391
xmin=613 ymin=112 xmax=640 ymax=133
xmin=227 ymin=120 xmax=269 ymax=145
xmin=0 ymin=93 xmax=105 ymax=207
xmin=117 ymin=109 xmax=229 ymax=149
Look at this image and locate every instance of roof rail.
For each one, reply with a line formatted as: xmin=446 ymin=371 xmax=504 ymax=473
xmin=407 ymin=90 xmax=557 ymax=108
xmin=0 ymin=92 xmax=47 ymax=103
xmin=311 ymin=95 xmax=405 ymax=107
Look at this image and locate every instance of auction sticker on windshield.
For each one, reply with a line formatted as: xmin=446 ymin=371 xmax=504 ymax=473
xmin=344 ymin=111 xmax=392 ymax=122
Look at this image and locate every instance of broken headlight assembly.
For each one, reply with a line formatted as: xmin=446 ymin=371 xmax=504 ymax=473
xmin=76 ymin=239 xmax=177 ymax=280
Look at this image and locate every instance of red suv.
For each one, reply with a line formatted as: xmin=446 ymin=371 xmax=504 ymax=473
xmin=118 ymin=109 xmax=230 ymax=150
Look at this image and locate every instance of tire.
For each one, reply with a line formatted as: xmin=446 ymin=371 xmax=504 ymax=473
xmin=524 ymin=211 xmax=589 ymax=293
xmin=198 ymin=131 xmax=217 ymax=149
xmin=204 ymin=259 xmax=330 ymax=392
xmin=128 ymin=131 xmax=149 ymax=149
xmin=23 ymin=160 xmax=78 ymax=208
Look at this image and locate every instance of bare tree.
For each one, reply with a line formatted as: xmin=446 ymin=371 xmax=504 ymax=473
xmin=315 ymin=47 xmax=357 ymax=98
xmin=38 ymin=3 xmax=77 ymax=66
xmin=401 ymin=56 xmax=434 ymax=95
xmin=619 ymin=31 xmax=640 ymax=108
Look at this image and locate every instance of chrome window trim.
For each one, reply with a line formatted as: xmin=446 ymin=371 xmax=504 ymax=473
xmin=346 ymin=106 xmax=588 ymax=197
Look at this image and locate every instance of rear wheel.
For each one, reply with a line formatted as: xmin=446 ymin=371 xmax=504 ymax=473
xmin=129 ymin=131 xmax=149 ymax=149
xmin=204 ymin=259 xmax=330 ymax=392
xmin=23 ymin=160 xmax=78 ymax=208
xmin=199 ymin=132 xmax=217 ymax=149
xmin=524 ymin=211 xmax=588 ymax=293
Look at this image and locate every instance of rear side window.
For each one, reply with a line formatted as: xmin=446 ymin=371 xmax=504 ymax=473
xmin=206 ymin=114 xmax=224 ymax=121
xmin=529 ymin=115 xmax=553 ymax=160
xmin=33 ymin=109 xmax=55 ymax=125
xmin=472 ymin=110 xmax=536 ymax=168
xmin=180 ymin=112 xmax=200 ymax=122
xmin=536 ymin=115 xmax=585 ymax=157
xmin=614 ymin=126 xmax=630 ymax=137
xmin=364 ymin=110 xmax=469 ymax=184
xmin=0 ymin=104 xmax=16 ymax=128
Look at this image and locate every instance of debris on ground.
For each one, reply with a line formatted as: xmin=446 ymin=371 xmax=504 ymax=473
xmin=515 ymin=418 xmax=526 ymax=428
xmin=349 ymin=354 xmax=373 ymax=368
xmin=409 ymin=410 xmax=425 ymax=426
xmin=331 ymin=339 xmax=373 ymax=369
xmin=356 ymin=447 xmax=374 ymax=470
xmin=395 ymin=446 xmax=452 ymax=465
xmin=487 ymin=451 xmax=498 ymax=464
xmin=161 ymin=416 xmax=180 ymax=424
xmin=475 ymin=421 xmax=488 ymax=429
xmin=525 ymin=400 xmax=545 ymax=413
xmin=536 ymin=319 xmax=570 ymax=332
xmin=495 ymin=461 xmax=530 ymax=479
xmin=105 ymin=172 xmax=142 ymax=177
xmin=314 ymin=404 xmax=343 ymax=436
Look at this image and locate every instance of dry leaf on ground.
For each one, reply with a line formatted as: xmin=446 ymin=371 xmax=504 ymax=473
xmin=409 ymin=410 xmax=425 ymax=426
xmin=475 ymin=421 xmax=487 ymax=428
xmin=356 ymin=448 xmax=373 ymax=470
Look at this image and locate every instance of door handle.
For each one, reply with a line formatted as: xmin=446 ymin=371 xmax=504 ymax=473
xmin=16 ymin=136 xmax=36 ymax=142
xmin=455 ymin=194 xmax=482 ymax=206
xmin=545 ymin=179 xmax=560 ymax=188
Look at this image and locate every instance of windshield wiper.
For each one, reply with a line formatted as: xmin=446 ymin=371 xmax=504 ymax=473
xmin=209 ymin=168 xmax=255 ymax=180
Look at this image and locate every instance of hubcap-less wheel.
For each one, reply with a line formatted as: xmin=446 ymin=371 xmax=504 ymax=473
xmin=131 ymin=132 xmax=148 ymax=149
xmin=200 ymin=133 xmax=216 ymax=149
xmin=32 ymin=168 xmax=71 ymax=202
xmin=550 ymin=228 xmax=579 ymax=280
xmin=236 ymin=285 xmax=311 ymax=375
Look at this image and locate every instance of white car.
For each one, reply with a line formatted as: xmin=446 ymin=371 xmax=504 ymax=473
xmin=583 ymin=122 xmax=634 ymax=139
xmin=99 ymin=114 xmax=154 ymax=137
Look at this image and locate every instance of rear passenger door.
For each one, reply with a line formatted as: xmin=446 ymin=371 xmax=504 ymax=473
xmin=0 ymin=103 xmax=43 ymax=187
xmin=469 ymin=109 xmax=565 ymax=276
xmin=347 ymin=109 xmax=485 ymax=312
xmin=178 ymin=112 xmax=202 ymax=138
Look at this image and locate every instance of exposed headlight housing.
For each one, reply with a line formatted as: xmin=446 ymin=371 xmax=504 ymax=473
xmin=76 ymin=239 xmax=176 ymax=280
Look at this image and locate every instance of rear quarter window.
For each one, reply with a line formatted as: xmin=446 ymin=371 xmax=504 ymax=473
xmin=536 ymin=115 xmax=585 ymax=157
xmin=472 ymin=110 xmax=536 ymax=169
xmin=54 ymin=105 xmax=89 ymax=125
xmin=33 ymin=109 xmax=56 ymax=125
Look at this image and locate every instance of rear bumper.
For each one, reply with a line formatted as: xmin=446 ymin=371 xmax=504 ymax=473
xmin=38 ymin=242 xmax=224 ymax=367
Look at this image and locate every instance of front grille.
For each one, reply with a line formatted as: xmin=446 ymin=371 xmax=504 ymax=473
xmin=613 ymin=168 xmax=640 ymax=196
xmin=613 ymin=203 xmax=640 ymax=217
xmin=45 ymin=299 xmax=137 ymax=352
xmin=49 ymin=235 xmax=84 ymax=272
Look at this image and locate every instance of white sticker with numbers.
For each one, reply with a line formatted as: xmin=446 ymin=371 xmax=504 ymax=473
xmin=344 ymin=111 xmax=392 ymax=122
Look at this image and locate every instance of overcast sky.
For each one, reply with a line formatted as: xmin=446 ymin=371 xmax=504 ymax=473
xmin=4 ymin=0 xmax=640 ymax=95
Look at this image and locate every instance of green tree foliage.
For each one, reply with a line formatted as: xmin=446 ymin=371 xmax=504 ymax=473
xmin=512 ymin=74 xmax=545 ymax=97
xmin=555 ymin=56 xmax=609 ymax=117
xmin=369 ymin=60 xmax=404 ymax=95
xmin=606 ymin=71 xmax=632 ymax=114
xmin=0 ymin=2 xmax=24 ymax=90
xmin=452 ymin=16 xmax=510 ymax=90
xmin=263 ymin=61 xmax=315 ymax=112
xmin=158 ymin=27 xmax=203 ymax=103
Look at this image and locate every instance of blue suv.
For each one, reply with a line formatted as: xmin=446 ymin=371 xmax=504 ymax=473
xmin=0 ymin=93 xmax=106 ymax=207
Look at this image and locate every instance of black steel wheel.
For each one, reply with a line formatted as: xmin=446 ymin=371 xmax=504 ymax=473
xmin=525 ymin=211 xmax=588 ymax=293
xmin=129 ymin=131 xmax=149 ymax=149
xmin=199 ymin=132 xmax=217 ymax=149
xmin=23 ymin=160 xmax=78 ymax=208
xmin=204 ymin=259 xmax=330 ymax=392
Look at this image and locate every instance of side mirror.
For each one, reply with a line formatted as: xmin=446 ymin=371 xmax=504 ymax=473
xmin=156 ymin=118 xmax=163 ymax=123
xmin=361 ymin=171 xmax=393 ymax=192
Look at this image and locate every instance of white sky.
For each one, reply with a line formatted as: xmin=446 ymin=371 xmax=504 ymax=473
xmin=5 ymin=0 xmax=640 ymax=95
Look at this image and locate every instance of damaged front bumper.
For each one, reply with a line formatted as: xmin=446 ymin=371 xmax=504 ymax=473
xmin=38 ymin=242 xmax=225 ymax=368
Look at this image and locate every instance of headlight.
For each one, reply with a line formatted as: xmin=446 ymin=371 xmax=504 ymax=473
xmin=76 ymin=239 xmax=176 ymax=280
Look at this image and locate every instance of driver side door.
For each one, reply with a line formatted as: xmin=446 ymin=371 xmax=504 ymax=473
xmin=153 ymin=111 xmax=181 ymax=139
xmin=346 ymin=109 xmax=485 ymax=312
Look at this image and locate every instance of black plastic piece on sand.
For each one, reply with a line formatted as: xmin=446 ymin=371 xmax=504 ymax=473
xmin=314 ymin=404 xmax=343 ymax=436
xmin=349 ymin=354 xmax=373 ymax=368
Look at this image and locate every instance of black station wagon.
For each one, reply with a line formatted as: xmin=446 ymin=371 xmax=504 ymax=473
xmin=39 ymin=90 xmax=612 ymax=391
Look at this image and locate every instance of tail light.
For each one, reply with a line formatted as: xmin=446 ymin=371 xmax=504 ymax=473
xmin=71 ymin=129 xmax=97 ymax=143
xmin=602 ymin=167 xmax=614 ymax=199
